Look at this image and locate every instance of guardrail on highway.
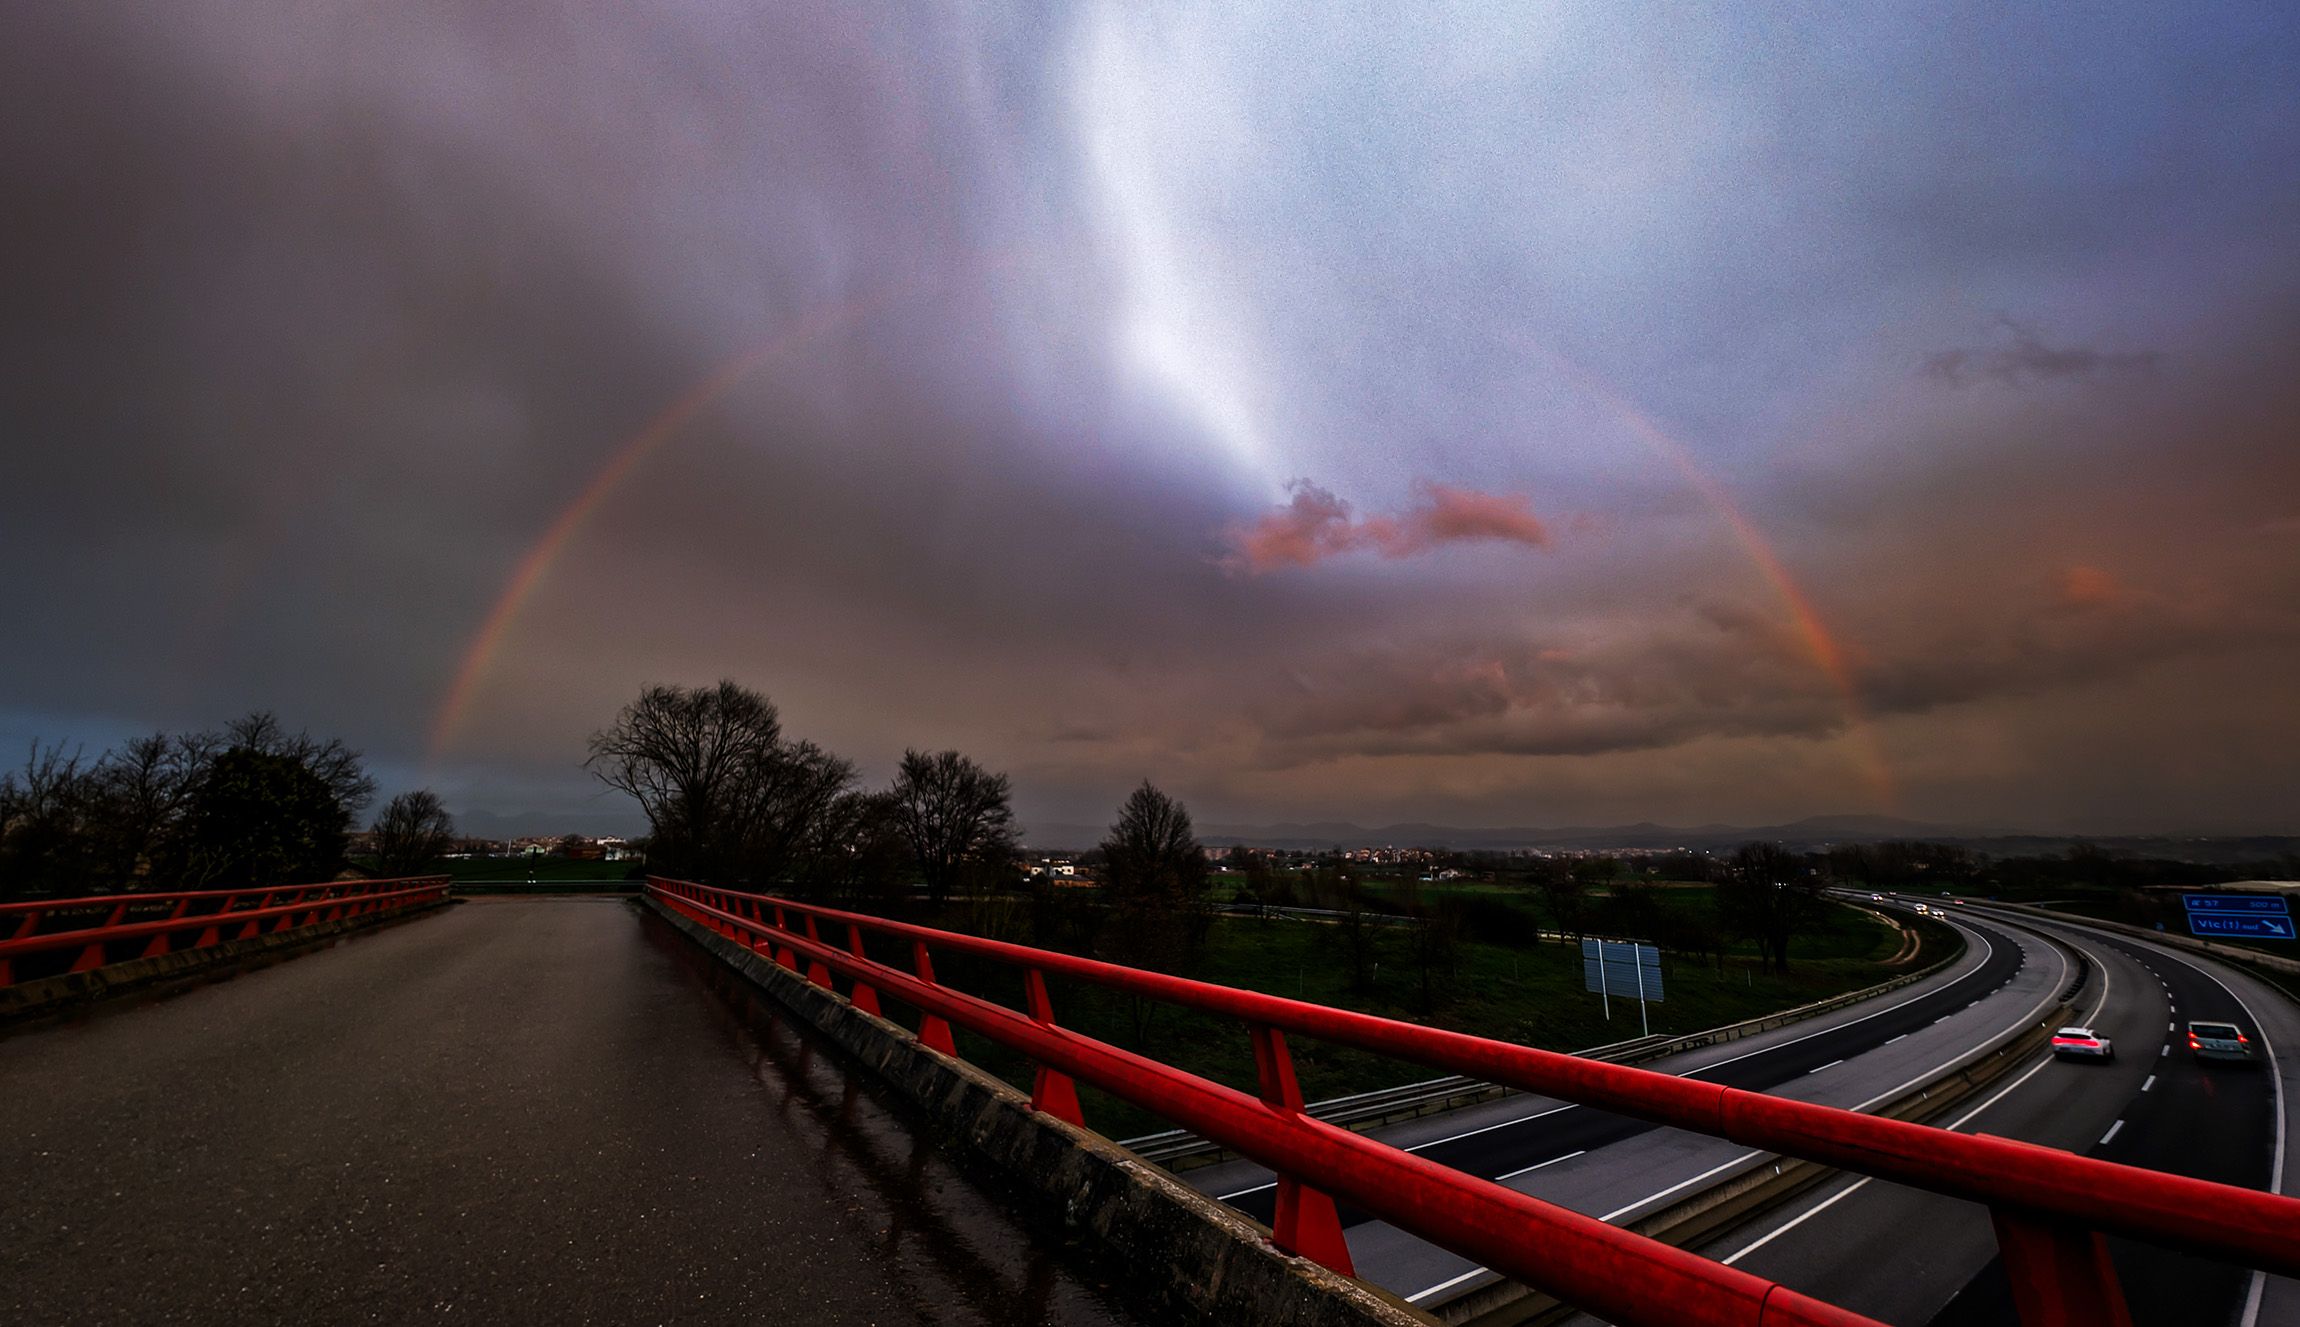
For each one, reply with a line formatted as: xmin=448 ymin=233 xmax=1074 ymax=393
xmin=1124 ymin=910 xmax=1963 ymax=1170
xmin=0 ymin=877 xmax=450 ymax=988
xmin=648 ymin=877 xmax=2300 ymax=1327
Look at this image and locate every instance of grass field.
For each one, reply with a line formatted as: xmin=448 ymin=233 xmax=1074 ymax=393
xmin=423 ymin=856 xmax=641 ymax=882
xmin=864 ymin=888 xmax=1939 ymax=1140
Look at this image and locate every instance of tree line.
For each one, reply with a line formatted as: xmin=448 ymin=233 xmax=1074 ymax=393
xmin=0 ymin=714 xmax=455 ymax=901
xmin=588 ymin=681 xmax=1215 ymax=972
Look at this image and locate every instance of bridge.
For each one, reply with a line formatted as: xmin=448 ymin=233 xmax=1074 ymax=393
xmin=4 ymin=880 xmax=2296 ymax=1326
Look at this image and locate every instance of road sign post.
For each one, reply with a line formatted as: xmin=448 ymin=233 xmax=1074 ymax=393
xmin=1583 ymin=938 xmax=1663 ymax=1033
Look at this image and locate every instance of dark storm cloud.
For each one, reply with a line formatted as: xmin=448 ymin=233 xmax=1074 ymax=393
xmin=4 ymin=2 xmax=2298 ymax=833
xmin=1919 ymin=319 xmax=2163 ymax=388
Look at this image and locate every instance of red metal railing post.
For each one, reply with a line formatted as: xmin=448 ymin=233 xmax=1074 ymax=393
xmin=846 ymin=923 xmax=882 ymax=1016
xmin=1251 ymin=1024 xmax=1356 ymax=1275
xmin=802 ymin=916 xmax=835 ymax=989
xmin=770 ymin=905 xmax=799 ymax=971
xmin=1023 ymin=968 xmax=1087 ymax=1127
xmin=912 ymin=940 xmax=958 ymax=1056
xmin=1991 ymin=1208 xmax=2135 ymax=1327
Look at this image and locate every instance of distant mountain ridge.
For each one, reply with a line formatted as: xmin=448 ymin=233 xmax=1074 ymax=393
xmin=1018 ymin=814 xmax=1965 ymax=852
xmin=1017 ymin=815 xmax=2300 ymax=863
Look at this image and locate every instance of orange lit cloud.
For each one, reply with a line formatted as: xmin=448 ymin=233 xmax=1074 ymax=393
xmin=2056 ymin=564 xmax=2133 ymax=610
xmin=1225 ymin=480 xmax=1553 ymax=574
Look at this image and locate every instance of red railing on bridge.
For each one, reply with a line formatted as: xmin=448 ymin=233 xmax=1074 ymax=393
xmin=649 ymin=877 xmax=2300 ymax=1327
xmin=0 ymin=877 xmax=450 ymax=988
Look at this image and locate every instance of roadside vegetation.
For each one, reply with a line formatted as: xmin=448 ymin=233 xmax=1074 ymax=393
xmin=0 ymin=714 xmax=463 ymax=900
xmin=578 ymin=680 xmax=1964 ymax=1138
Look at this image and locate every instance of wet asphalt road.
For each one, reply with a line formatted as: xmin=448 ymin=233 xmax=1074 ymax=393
xmin=0 ymin=897 xmax=1137 ymax=1327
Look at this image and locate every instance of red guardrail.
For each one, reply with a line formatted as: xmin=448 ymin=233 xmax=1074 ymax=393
xmin=649 ymin=877 xmax=2300 ymax=1327
xmin=0 ymin=877 xmax=450 ymax=988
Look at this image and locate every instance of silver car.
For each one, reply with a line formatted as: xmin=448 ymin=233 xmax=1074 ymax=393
xmin=2050 ymin=1026 xmax=2114 ymax=1062
xmin=2188 ymin=1020 xmax=2254 ymax=1064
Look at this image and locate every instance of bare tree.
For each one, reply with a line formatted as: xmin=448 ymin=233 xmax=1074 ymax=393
xmin=0 ymin=744 xmax=104 ymax=899
xmin=889 ymin=749 xmax=1017 ymax=907
xmin=225 ymin=713 xmax=377 ymax=818
xmin=791 ymin=789 xmax=909 ymax=908
xmin=1718 ymin=840 xmax=1823 ymax=973
xmin=372 ymin=790 xmax=456 ymax=876
xmin=92 ymin=732 xmax=210 ymax=882
xmin=587 ymin=682 xmax=787 ymax=882
xmin=730 ymin=738 xmax=856 ymax=883
xmin=1097 ymin=781 xmax=1211 ymax=976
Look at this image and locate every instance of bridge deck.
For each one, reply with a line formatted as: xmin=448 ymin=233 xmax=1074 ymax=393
xmin=1 ymin=896 xmax=1135 ymax=1326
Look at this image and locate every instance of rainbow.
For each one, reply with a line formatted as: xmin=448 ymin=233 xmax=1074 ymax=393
xmin=426 ymin=283 xmax=919 ymax=762
xmin=429 ymin=285 xmax=1894 ymax=810
xmin=1530 ymin=346 xmax=1896 ymax=809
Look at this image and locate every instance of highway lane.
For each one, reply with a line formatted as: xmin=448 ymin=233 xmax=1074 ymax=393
xmin=1214 ymin=906 xmax=2024 ymax=1223
xmin=1205 ymin=906 xmax=2025 ymax=1231
xmin=1699 ymin=911 xmax=2287 ymax=1327
xmin=1184 ymin=905 xmax=2070 ymax=1307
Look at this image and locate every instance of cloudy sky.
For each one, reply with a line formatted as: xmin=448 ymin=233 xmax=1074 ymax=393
xmin=4 ymin=2 xmax=2296 ymax=836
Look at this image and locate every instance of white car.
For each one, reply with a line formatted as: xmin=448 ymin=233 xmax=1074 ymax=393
xmin=2188 ymin=1021 xmax=2254 ymax=1065
xmin=1870 ymin=893 xmax=1885 ymax=901
xmin=2050 ymin=1026 xmax=2115 ymax=1062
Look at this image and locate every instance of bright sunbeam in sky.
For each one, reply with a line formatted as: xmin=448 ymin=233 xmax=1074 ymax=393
xmin=3 ymin=1 xmax=2297 ymax=837
xmin=1072 ymin=5 xmax=1283 ymax=489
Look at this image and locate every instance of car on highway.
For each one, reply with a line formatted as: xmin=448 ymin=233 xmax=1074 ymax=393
xmin=1869 ymin=892 xmax=1884 ymax=901
xmin=2050 ymin=1026 xmax=2115 ymax=1062
xmin=2187 ymin=1020 xmax=2254 ymax=1064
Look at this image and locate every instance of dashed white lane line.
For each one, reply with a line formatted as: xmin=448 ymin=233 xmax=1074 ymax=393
xmin=1722 ymin=1175 xmax=1872 ymax=1265
xmin=2100 ymin=1119 xmax=2126 ymax=1146
xmin=1405 ymin=1266 xmax=1486 ymax=1305
xmin=1885 ymin=1033 xmax=1908 ymax=1044
xmin=1807 ymin=1059 xmax=1845 ymax=1075
xmin=2142 ymin=1075 xmax=2157 ymax=1092
xmin=2161 ymin=1045 xmax=2171 ymax=1057
xmin=1496 ymin=1149 xmax=1585 ymax=1182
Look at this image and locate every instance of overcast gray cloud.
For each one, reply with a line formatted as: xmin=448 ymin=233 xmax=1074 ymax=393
xmin=3 ymin=1 xmax=2297 ymax=836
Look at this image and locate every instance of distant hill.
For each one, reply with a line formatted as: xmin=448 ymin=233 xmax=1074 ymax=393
xmin=1017 ymin=815 xmax=2299 ymax=864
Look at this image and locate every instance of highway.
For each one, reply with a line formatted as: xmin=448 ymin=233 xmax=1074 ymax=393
xmin=1697 ymin=906 xmax=2297 ymax=1327
xmin=1187 ymin=902 xmax=2072 ymax=1307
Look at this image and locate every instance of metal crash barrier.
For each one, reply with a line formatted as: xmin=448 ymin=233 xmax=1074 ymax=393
xmin=649 ymin=876 xmax=2299 ymax=1327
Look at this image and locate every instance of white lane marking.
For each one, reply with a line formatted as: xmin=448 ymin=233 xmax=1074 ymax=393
xmin=1946 ymin=1055 xmax=2055 ymax=1130
xmin=1600 ymin=1151 xmax=1756 ymax=1222
xmin=1218 ymin=1100 xmax=1581 ymax=1199
xmin=1885 ymin=1033 xmax=1908 ymax=1044
xmin=1722 ymin=923 xmax=2102 ymax=1270
xmin=2118 ymin=934 xmax=2289 ymax=1327
xmin=2142 ymin=1075 xmax=2156 ymax=1092
xmin=1496 ymin=1149 xmax=1586 ymax=1182
xmin=2161 ymin=1045 xmax=2170 ymax=1057
xmin=1723 ymin=1176 xmax=1872 ymax=1265
xmin=2100 ymin=1119 xmax=2126 ymax=1146
xmin=1807 ymin=1059 xmax=1845 ymax=1075
xmin=2170 ymin=1022 xmax=2177 ymax=1032
xmin=1405 ymin=1265 xmax=1487 ymax=1305
xmin=1679 ymin=922 xmax=1999 ymax=1081
xmin=1400 ymin=915 xmax=2031 ymax=1310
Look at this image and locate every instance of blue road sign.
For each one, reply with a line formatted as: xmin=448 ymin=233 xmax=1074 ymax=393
xmin=2184 ymin=893 xmax=2294 ymax=940
xmin=2187 ymin=914 xmax=2294 ymax=939
xmin=1581 ymin=938 xmax=1665 ymax=1002
xmin=2183 ymin=893 xmax=2291 ymax=915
